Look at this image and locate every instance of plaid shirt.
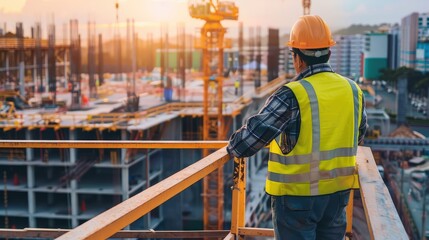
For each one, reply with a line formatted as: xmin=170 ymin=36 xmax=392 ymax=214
xmin=227 ymin=63 xmax=368 ymax=158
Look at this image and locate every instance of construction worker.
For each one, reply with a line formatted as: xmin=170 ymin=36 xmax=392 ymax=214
xmin=234 ymin=78 xmax=240 ymax=96
xmin=227 ymin=15 xmax=368 ymax=239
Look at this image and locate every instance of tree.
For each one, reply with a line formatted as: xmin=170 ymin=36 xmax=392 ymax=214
xmin=379 ymin=67 xmax=429 ymax=96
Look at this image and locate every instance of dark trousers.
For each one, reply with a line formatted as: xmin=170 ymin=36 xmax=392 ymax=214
xmin=271 ymin=190 xmax=350 ymax=240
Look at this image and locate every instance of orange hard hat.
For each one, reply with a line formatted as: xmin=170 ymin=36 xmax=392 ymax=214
xmin=287 ymin=15 xmax=336 ymax=49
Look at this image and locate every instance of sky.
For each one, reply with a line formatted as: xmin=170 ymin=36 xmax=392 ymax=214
xmin=0 ymin=0 xmax=428 ymax=39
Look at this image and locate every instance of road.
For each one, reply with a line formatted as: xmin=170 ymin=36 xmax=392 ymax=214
xmin=376 ymin=83 xmax=429 ymax=238
xmin=374 ymin=84 xmax=427 ymax=119
xmin=392 ymin=165 xmax=429 ymax=239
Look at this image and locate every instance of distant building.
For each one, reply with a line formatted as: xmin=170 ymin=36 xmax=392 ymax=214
xmin=400 ymin=12 xmax=419 ymax=68
xmin=388 ymin=24 xmax=401 ymax=70
xmin=330 ymin=34 xmax=365 ymax=79
xmin=417 ymin=12 xmax=429 ymax=38
xmin=416 ymin=41 xmax=429 ymax=73
xmin=364 ymin=32 xmax=388 ymax=80
xmin=284 ymin=48 xmax=294 ymax=76
xmin=400 ymin=12 xmax=429 ymax=72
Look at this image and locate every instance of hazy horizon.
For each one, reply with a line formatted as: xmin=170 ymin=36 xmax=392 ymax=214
xmin=0 ymin=0 xmax=427 ymax=40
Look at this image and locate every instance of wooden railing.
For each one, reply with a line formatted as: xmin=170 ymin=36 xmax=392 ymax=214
xmin=0 ymin=141 xmax=408 ymax=239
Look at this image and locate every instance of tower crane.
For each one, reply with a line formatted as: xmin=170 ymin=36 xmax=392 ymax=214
xmin=302 ymin=0 xmax=311 ymax=15
xmin=188 ymin=0 xmax=238 ymax=230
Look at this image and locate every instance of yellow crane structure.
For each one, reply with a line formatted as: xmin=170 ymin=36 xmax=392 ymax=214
xmin=188 ymin=0 xmax=238 ymax=230
xmin=302 ymin=0 xmax=311 ymax=15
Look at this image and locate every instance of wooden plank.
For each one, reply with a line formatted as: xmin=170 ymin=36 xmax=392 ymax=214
xmin=230 ymin=157 xmax=246 ymax=234
xmin=357 ymin=146 xmax=408 ymax=240
xmin=56 ymin=147 xmax=231 ymax=240
xmin=238 ymin=227 xmax=274 ymax=237
xmin=0 ymin=229 xmax=230 ymax=238
xmin=0 ymin=140 xmax=228 ymax=149
xmin=223 ymin=232 xmax=235 ymax=240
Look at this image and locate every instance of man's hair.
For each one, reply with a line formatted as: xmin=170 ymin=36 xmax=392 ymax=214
xmin=292 ymin=47 xmax=330 ymax=66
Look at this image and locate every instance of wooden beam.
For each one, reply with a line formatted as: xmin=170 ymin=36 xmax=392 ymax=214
xmin=230 ymin=157 xmax=246 ymax=234
xmin=0 ymin=140 xmax=228 ymax=149
xmin=0 ymin=229 xmax=230 ymax=238
xmin=356 ymin=146 xmax=408 ymax=240
xmin=223 ymin=232 xmax=235 ymax=240
xmin=238 ymin=227 xmax=274 ymax=237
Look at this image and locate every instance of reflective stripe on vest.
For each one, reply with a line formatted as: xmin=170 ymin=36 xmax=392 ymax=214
xmin=266 ymin=72 xmax=362 ymax=196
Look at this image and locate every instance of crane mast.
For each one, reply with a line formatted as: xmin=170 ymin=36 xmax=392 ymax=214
xmin=302 ymin=0 xmax=311 ymax=15
xmin=188 ymin=0 xmax=238 ymax=230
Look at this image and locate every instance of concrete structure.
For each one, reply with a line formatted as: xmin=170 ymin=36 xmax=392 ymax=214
xmin=400 ymin=12 xmax=429 ymax=71
xmin=416 ymin=41 xmax=429 ymax=73
xmin=330 ymin=34 xmax=365 ymax=79
xmin=363 ymin=33 xmax=388 ymax=80
xmin=397 ymin=75 xmax=408 ymax=124
xmin=0 ymin=75 xmax=277 ymax=230
xmin=388 ymin=24 xmax=401 ymax=70
xmin=366 ymin=108 xmax=390 ymax=137
xmin=400 ymin=12 xmax=419 ymax=68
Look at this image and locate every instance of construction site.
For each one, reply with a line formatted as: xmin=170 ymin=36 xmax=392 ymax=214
xmin=0 ymin=0 xmax=417 ymax=239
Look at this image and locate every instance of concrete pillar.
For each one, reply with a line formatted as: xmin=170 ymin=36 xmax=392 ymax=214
xmin=27 ymin=166 xmax=35 ymax=227
xmin=427 ymin=88 xmax=429 ymax=120
xmin=25 ymin=129 xmax=36 ymax=227
xmin=70 ymin=130 xmax=76 ymax=164
xmin=19 ymin=62 xmax=25 ymax=96
xmin=121 ymin=130 xmax=129 ymax=201
xmin=396 ymin=76 xmax=408 ymax=125
xmin=5 ymin=52 xmax=9 ymax=77
xmin=45 ymin=53 xmax=48 ymax=93
xmin=33 ymin=53 xmax=37 ymax=91
xmin=64 ymin=50 xmax=68 ymax=87
xmin=232 ymin=116 xmax=237 ymax=132
xmin=121 ymin=130 xmax=127 ymax=163
xmin=69 ymin=129 xmax=78 ymax=227
xmin=121 ymin=168 xmax=129 ymax=201
xmin=71 ymin=180 xmax=78 ymax=227
xmin=25 ymin=130 xmax=33 ymax=160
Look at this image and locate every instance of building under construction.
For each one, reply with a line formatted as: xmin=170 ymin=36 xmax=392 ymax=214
xmin=0 ymin=0 xmax=286 ymax=232
xmin=0 ymin=0 xmax=411 ymax=239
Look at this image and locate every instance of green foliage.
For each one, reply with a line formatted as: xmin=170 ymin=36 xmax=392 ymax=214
xmin=379 ymin=67 xmax=429 ymax=95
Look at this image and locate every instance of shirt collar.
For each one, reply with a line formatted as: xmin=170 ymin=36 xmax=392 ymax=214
xmin=296 ymin=63 xmax=335 ymax=81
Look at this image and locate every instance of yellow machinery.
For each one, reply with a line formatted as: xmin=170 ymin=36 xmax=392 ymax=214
xmin=0 ymin=102 xmax=16 ymax=119
xmin=188 ymin=0 xmax=238 ymax=230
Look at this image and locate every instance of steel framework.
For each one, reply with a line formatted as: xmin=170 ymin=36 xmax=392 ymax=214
xmin=189 ymin=0 xmax=238 ymax=230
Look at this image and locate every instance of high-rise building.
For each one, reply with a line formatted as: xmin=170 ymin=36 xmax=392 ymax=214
xmin=400 ymin=12 xmax=429 ymax=71
xmin=388 ymin=24 xmax=401 ymax=70
xmin=364 ymin=32 xmax=388 ymax=80
xmin=416 ymin=13 xmax=429 ymax=73
xmin=330 ymin=34 xmax=365 ymax=80
xmin=416 ymin=41 xmax=429 ymax=73
xmin=400 ymin=12 xmax=419 ymax=68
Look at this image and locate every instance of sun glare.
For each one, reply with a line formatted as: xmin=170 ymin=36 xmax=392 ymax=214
xmin=144 ymin=0 xmax=190 ymax=23
xmin=0 ymin=0 xmax=26 ymax=13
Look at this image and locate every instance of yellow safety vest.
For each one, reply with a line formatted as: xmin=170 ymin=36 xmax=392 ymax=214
xmin=266 ymin=72 xmax=362 ymax=196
